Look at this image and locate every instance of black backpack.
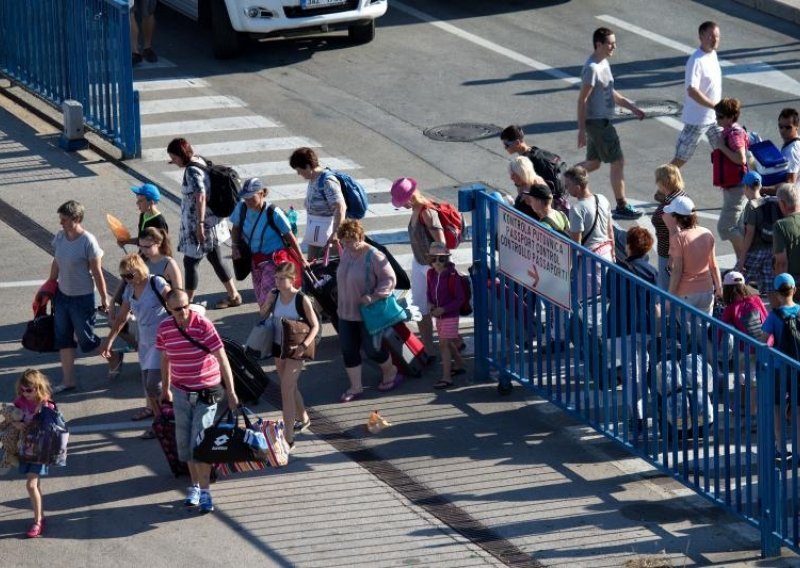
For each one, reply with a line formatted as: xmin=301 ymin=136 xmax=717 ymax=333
xmin=524 ymin=146 xmax=567 ymax=199
xmin=192 ymin=158 xmax=241 ymax=218
xmin=775 ymin=309 xmax=800 ymax=360
xmin=757 ymin=197 xmax=782 ymax=244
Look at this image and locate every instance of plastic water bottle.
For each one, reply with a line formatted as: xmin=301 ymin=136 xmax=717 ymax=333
xmin=287 ymin=205 xmax=298 ymax=236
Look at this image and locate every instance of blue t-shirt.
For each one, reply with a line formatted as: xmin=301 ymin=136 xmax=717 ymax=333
xmin=229 ymin=203 xmax=291 ymax=255
xmin=762 ymin=304 xmax=800 ymax=345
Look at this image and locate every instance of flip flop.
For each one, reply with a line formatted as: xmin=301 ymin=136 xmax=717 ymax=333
xmin=339 ymin=390 xmax=363 ymax=403
xmin=434 ymin=380 xmax=454 ymax=390
xmin=377 ymin=373 xmax=404 ymax=392
xmin=131 ymin=408 xmax=155 ymax=421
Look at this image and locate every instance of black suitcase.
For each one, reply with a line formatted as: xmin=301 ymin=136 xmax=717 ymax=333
xmin=222 ymin=336 xmax=269 ymax=404
xmin=303 ymin=256 xmax=340 ymax=330
xmin=364 ymin=236 xmax=410 ymax=290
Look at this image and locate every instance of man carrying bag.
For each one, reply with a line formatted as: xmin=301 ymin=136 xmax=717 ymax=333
xmin=156 ymin=288 xmax=239 ymax=515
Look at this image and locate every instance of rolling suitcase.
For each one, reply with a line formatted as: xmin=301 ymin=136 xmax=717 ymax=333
xmin=303 ymin=255 xmax=340 ymax=330
xmin=152 ymin=402 xmax=190 ymax=478
xmin=222 ymin=336 xmax=269 ymax=404
xmin=382 ymin=322 xmax=428 ymax=378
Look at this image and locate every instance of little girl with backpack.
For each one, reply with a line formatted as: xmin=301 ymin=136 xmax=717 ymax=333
xmin=426 ymin=242 xmax=466 ymax=390
xmin=12 ymin=369 xmax=56 ymax=538
xmin=718 ymin=271 xmax=767 ymax=425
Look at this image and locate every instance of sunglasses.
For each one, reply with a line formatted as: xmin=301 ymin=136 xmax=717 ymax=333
xmin=120 ymin=273 xmax=136 ymax=280
xmin=20 ymin=386 xmax=34 ymax=393
xmin=430 ymin=255 xmax=449 ymax=263
xmin=169 ymin=304 xmax=189 ymax=313
xmin=779 ymin=124 xmax=794 ymax=130
xmin=502 ymin=140 xmax=515 ymax=148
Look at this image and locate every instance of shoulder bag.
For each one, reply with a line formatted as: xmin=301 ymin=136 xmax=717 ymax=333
xmin=192 ymin=408 xmax=254 ymax=464
xmin=358 ymin=249 xmax=407 ymax=336
xmin=233 ymin=203 xmax=266 ymax=281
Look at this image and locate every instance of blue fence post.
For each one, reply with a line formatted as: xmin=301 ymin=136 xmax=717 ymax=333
xmin=459 ymin=185 xmax=488 ymax=380
xmin=758 ymin=344 xmax=780 ymax=557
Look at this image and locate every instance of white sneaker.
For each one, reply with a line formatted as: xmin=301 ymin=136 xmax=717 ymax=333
xmin=184 ymin=485 xmax=201 ymax=507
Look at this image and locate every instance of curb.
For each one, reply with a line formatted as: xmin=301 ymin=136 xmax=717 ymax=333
xmin=732 ymin=0 xmax=800 ymax=25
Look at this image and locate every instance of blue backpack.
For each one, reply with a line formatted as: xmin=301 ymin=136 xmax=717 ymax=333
xmin=318 ymin=169 xmax=368 ymax=220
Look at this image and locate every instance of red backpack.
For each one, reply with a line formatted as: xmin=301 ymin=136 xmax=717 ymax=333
xmin=420 ymin=201 xmax=464 ymax=250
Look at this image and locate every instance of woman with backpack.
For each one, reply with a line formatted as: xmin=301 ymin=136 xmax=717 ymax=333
xmin=259 ymin=262 xmax=319 ymax=448
xmin=166 ymin=137 xmax=240 ymax=309
xmin=289 ymin=147 xmax=346 ymax=261
xmin=713 ymin=97 xmax=749 ymax=262
xmin=230 ymin=178 xmax=305 ymax=313
xmin=100 ymin=253 xmax=171 ymax=439
xmin=391 ymin=177 xmax=448 ymax=360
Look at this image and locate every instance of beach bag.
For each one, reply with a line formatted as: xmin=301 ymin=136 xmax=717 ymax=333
xmin=193 ymin=409 xmax=253 ymax=464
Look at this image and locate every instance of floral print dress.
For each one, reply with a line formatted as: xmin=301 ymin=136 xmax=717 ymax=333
xmin=177 ymin=157 xmax=231 ymax=259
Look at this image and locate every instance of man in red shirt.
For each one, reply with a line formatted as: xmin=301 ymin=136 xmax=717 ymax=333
xmin=156 ymin=289 xmax=239 ymax=514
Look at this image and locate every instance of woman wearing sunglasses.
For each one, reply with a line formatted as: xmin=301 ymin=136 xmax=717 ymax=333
xmin=100 ymin=253 xmax=171 ymax=438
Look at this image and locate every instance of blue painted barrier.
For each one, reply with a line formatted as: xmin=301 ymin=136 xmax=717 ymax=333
xmin=460 ymin=184 xmax=800 ymax=558
xmin=0 ymin=0 xmax=140 ymax=158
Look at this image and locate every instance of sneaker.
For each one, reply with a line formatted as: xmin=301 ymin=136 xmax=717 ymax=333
xmin=184 ymin=485 xmax=201 ymax=507
xmin=199 ymin=491 xmax=214 ymax=514
xmin=293 ymin=418 xmax=311 ymax=434
xmin=143 ymin=47 xmax=158 ymax=63
xmin=775 ymin=450 xmax=794 ymax=465
xmin=612 ymin=203 xmax=643 ymax=220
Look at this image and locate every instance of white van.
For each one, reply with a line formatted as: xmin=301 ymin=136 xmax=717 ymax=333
xmin=159 ymin=0 xmax=388 ymax=58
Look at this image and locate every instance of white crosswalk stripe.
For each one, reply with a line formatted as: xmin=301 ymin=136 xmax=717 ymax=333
xmin=134 ymin=77 xmax=210 ymax=91
xmin=140 ymin=96 xmax=246 ymax=115
xmin=142 ymin=136 xmax=318 ymax=162
xmin=141 ymin=116 xmax=281 ymax=138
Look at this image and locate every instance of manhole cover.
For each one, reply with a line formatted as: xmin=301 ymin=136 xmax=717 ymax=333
xmin=616 ymin=99 xmax=682 ymax=118
xmin=424 ymin=122 xmax=502 ymax=142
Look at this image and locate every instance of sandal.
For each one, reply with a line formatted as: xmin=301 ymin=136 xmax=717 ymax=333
xmin=339 ymin=390 xmax=363 ymax=403
xmin=139 ymin=428 xmax=156 ymax=440
xmin=131 ymin=407 xmax=155 ymax=421
xmin=377 ymin=373 xmax=404 ymax=392
xmin=434 ymin=379 xmax=454 ymax=390
xmin=107 ymin=352 xmax=124 ymax=380
xmin=215 ymin=295 xmax=243 ymax=309
xmin=26 ymin=521 xmax=43 ymax=538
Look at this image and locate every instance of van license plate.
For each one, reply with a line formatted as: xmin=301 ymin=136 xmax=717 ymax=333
xmin=301 ymin=0 xmax=347 ymax=8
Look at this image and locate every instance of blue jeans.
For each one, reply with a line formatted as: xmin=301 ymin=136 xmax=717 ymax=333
xmin=338 ymin=319 xmax=390 ymax=368
xmin=172 ymin=387 xmax=219 ymax=463
xmin=54 ymin=290 xmax=98 ymax=352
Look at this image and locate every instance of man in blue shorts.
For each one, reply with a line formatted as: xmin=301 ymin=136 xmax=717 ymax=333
xmin=577 ymin=27 xmax=644 ymax=220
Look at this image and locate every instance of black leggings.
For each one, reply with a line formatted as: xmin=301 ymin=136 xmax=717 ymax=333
xmin=183 ymin=246 xmax=231 ymax=291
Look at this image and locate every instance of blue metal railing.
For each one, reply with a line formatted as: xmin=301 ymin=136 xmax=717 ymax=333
xmin=460 ymin=185 xmax=800 ymax=558
xmin=0 ymin=0 xmax=140 ymax=158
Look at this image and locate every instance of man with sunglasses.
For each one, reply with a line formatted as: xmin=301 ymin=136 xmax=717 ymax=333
xmin=778 ymin=108 xmax=800 ymax=185
xmin=156 ymin=288 xmax=239 ymax=515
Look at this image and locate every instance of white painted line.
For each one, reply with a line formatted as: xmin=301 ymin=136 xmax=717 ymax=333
xmin=132 ymin=57 xmax=177 ymax=70
xmin=134 ymin=77 xmax=210 ymax=92
xmin=393 ymin=1 xmax=579 ymax=85
xmin=0 ymin=279 xmax=45 ymax=289
xmin=141 ymin=115 xmax=281 ymax=139
xmin=140 ymin=96 xmax=246 ymax=116
xmin=267 ymin=178 xmax=392 ymax=201
xmin=160 ymin=157 xmax=362 ymax=184
xmin=141 ymin=136 xmax=319 ymax=162
xmin=597 ymin=15 xmax=800 ymax=97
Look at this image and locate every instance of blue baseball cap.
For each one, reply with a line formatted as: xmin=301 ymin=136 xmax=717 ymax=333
xmin=130 ymin=183 xmax=161 ymax=203
xmin=742 ymin=171 xmax=762 ymax=187
xmin=774 ymin=273 xmax=796 ymax=290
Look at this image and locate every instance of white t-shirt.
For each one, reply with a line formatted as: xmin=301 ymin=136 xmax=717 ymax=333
xmin=681 ymin=48 xmax=722 ymax=126
xmin=782 ymin=139 xmax=800 ymax=175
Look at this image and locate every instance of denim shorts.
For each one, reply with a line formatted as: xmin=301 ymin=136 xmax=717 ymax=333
xmin=19 ymin=461 xmax=49 ymax=476
xmin=172 ymin=387 xmax=219 ymax=463
xmin=54 ymin=290 xmax=99 ymax=352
